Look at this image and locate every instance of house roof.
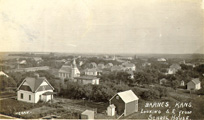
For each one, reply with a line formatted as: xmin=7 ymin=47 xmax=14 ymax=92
xmin=85 ymin=68 xmax=102 ymax=72
xmin=81 ymin=110 xmax=94 ymax=116
xmin=17 ymin=76 xmax=54 ymax=92
xmin=111 ymin=90 xmax=139 ymax=103
xmin=170 ymin=64 xmax=181 ymax=69
xmin=106 ymin=63 xmax=113 ymax=66
xmin=33 ymin=57 xmax=42 ymax=61
xmin=111 ymin=66 xmax=124 ymax=71
xmin=124 ymin=63 xmax=135 ymax=67
xmin=59 ymin=65 xmax=72 ymax=73
xmin=127 ymin=71 xmax=134 ymax=75
xmin=0 ymin=71 xmax=9 ymax=77
xmin=160 ymin=78 xmax=168 ymax=81
xmin=191 ymin=78 xmax=201 ymax=84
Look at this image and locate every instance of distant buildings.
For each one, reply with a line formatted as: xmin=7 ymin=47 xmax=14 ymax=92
xmin=58 ymin=59 xmax=80 ymax=81
xmin=33 ymin=57 xmax=43 ymax=64
xmin=160 ymin=78 xmax=168 ymax=85
xmin=84 ymin=68 xmax=102 ymax=76
xmin=109 ymin=90 xmax=139 ymax=116
xmin=111 ymin=65 xmax=125 ymax=72
xmin=187 ymin=78 xmax=201 ymax=90
xmin=16 ymin=74 xmax=55 ymax=103
xmin=168 ymin=64 xmax=181 ymax=74
xmin=98 ymin=63 xmax=105 ymax=69
xmin=89 ymin=62 xmax=97 ymax=68
xmin=122 ymin=63 xmax=136 ymax=71
xmin=74 ymin=76 xmax=99 ymax=85
xmin=105 ymin=63 xmax=114 ymax=68
xmin=8 ymin=66 xmax=50 ymax=72
xmin=157 ymin=58 xmax=166 ymax=62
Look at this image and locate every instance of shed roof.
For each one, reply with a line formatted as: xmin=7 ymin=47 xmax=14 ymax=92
xmin=81 ymin=110 xmax=94 ymax=116
xmin=111 ymin=90 xmax=139 ymax=103
xmin=59 ymin=65 xmax=72 ymax=73
xmin=191 ymin=78 xmax=201 ymax=84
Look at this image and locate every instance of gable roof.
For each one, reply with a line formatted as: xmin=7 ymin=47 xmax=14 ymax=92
xmin=33 ymin=57 xmax=42 ymax=61
xmin=170 ymin=64 xmax=181 ymax=69
xmin=110 ymin=90 xmax=139 ymax=103
xmin=59 ymin=65 xmax=72 ymax=73
xmin=17 ymin=76 xmax=54 ymax=92
xmin=85 ymin=68 xmax=102 ymax=72
xmin=191 ymin=78 xmax=201 ymax=84
xmin=123 ymin=63 xmax=135 ymax=67
xmin=111 ymin=65 xmax=124 ymax=71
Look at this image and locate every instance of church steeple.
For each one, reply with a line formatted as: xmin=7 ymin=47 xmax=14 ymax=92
xmin=72 ymin=58 xmax=77 ymax=68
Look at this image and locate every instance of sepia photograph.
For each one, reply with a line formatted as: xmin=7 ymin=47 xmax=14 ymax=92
xmin=0 ymin=0 xmax=204 ymax=119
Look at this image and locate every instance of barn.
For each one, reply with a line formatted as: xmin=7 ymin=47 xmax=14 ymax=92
xmin=109 ymin=90 xmax=139 ymax=116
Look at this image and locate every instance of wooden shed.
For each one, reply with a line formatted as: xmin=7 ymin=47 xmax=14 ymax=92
xmin=81 ymin=110 xmax=94 ymax=120
xmin=109 ymin=90 xmax=139 ymax=116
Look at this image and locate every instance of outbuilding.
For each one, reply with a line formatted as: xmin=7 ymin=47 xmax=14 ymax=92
xmin=187 ymin=78 xmax=201 ymax=90
xmin=81 ymin=110 xmax=94 ymax=120
xmin=109 ymin=90 xmax=139 ymax=116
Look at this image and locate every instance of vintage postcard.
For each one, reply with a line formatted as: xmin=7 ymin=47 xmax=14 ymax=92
xmin=0 ymin=0 xmax=204 ymax=119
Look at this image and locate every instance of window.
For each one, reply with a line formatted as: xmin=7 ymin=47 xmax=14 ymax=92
xmin=39 ymin=95 xmax=41 ymax=100
xmin=29 ymin=95 xmax=31 ymax=100
xmin=21 ymin=93 xmax=23 ymax=99
xmin=116 ymin=96 xmax=119 ymax=100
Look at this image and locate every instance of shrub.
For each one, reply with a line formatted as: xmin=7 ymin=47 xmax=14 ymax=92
xmin=141 ymin=89 xmax=160 ymax=100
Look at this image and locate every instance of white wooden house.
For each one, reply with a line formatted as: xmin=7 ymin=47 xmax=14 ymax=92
xmin=187 ymin=78 xmax=201 ymax=90
xmin=16 ymin=74 xmax=55 ymax=103
xmin=74 ymin=76 xmax=99 ymax=85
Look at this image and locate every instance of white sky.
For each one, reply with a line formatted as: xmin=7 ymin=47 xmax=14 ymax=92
xmin=0 ymin=0 xmax=203 ymax=54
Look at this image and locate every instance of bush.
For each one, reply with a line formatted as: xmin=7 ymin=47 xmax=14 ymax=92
xmin=141 ymin=89 xmax=160 ymax=100
xmin=196 ymin=87 xmax=204 ymax=95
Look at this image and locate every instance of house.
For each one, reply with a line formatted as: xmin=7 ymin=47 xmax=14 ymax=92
xmin=157 ymin=58 xmax=166 ymax=62
xmin=58 ymin=59 xmax=80 ymax=81
xmin=19 ymin=60 xmax=27 ymax=65
xmin=105 ymin=63 xmax=113 ymax=68
xmin=16 ymin=74 xmax=55 ymax=103
xmin=168 ymin=64 xmax=181 ymax=74
xmin=180 ymin=80 xmax=185 ymax=86
xmin=89 ymin=62 xmax=97 ymax=68
xmin=74 ymin=76 xmax=99 ymax=85
xmin=111 ymin=65 xmax=125 ymax=72
xmin=142 ymin=62 xmax=151 ymax=67
xmin=81 ymin=110 xmax=94 ymax=120
xmin=98 ymin=63 xmax=105 ymax=69
xmin=0 ymin=71 xmax=9 ymax=77
xmin=127 ymin=71 xmax=134 ymax=79
xmin=33 ymin=57 xmax=43 ymax=64
xmin=123 ymin=63 xmax=136 ymax=71
xmin=187 ymin=78 xmax=201 ymax=90
xmin=85 ymin=68 xmax=102 ymax=76
xmin=9 ymin=66 xmax=50 ymax=73
xmin=160 ymin=78 xmax=168 ymax=85
xmin=109 ymin=90 xmax=139 ymax=116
